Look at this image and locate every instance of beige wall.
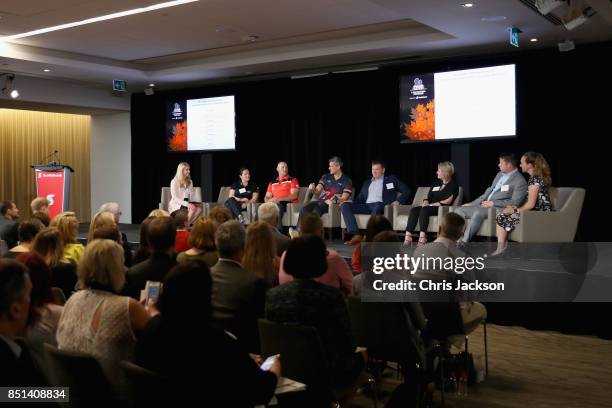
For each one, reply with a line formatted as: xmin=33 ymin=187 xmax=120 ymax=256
xmin=0 ymin=109 xmax=91 ymax=221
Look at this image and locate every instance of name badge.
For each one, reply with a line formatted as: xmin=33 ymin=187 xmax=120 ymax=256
xmin=501 ymin=185 xmax=510 ymax=192
xmin=386 ymin=182 xmax=394 ymax=189
xmin=432 ymin=186 xmax=441 ymax=192
xmin=239 ymin=188 xmax=247 ymax=194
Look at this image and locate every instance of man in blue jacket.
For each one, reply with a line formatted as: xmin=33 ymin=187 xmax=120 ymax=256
xmin=341 ymin=161 xmax=411 ymax=243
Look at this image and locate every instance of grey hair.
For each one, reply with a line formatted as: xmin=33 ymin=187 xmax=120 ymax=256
xmin=258 ymin=202 xmax=280 ymax=225
xmin=214 ymin=220 xmax=246 ymax=258
xmin=99 ymin=202 xmax=120 ymax=214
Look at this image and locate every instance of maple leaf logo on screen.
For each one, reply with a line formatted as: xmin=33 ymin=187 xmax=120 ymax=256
xmin=46 ymin=194 xmax=55 ymax=206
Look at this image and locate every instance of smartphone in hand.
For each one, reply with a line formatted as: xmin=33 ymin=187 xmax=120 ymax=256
xmin=144 ymin=281 xmax=162 ymax=306
xmin=260 ymin=354 xmax=280 ymax=371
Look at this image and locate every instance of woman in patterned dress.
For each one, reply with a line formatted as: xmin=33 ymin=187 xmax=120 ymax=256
xmin=492 ymin=152 xmax=553 ymax=255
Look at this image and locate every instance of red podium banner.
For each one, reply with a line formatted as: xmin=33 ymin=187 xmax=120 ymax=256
xmin=34 ymin=167 xmax=72 ymax=219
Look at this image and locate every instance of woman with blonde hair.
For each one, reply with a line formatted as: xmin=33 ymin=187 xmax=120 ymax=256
xmin=242 ymin=221 xmax=279 ymax=287
xmin=493 ymin=152 xmax=553 ymax=255
xmin=87 ymin=211 xmax=116 ymax=243
xmin=404 ymin=161 xmax=459 ymax=245
xmin=176 ymin=217 xmax=219 ymax=267
xmin=31 ymin=227 xmax=77 ymax=299
xmin=169 ymin=162 xmax=202 ymax=225
xmin=148 ymin=209 xmax=170 ymax=218
xmin=51 ymin=211 xmax=85 ymax=264
xmin=57 ymin=239 xmax=153 ymax=397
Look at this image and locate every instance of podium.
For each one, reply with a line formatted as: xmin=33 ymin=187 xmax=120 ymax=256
xmin=32 ymin=164 xmax=74 ymax=219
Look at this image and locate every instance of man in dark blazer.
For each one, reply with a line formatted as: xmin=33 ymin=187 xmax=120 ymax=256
xmin=210 ymin=221 xmax=265 ymax=353
xmin=124 ymin=217 xmax=176 ymax=299
xmin=341 ymin=161 xmax=411 ymax=241
xmin=453 ymin=153 xmax=527 ymax=243
xmin=0 ymin=259 xmax=48 ymax=387
xmin=0 ymin=200 xmax=20 ymax=249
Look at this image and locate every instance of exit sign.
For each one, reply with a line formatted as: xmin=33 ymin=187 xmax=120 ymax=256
xmin=509 ymin=27 xmax=521 ymax=48
xmin=113 ymin=79 xmax=128 ymax=92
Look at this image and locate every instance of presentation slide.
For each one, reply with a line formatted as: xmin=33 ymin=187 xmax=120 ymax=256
xmin=186 ymin=96 xmax=236 ymax=151
xmin=400 ymin=64 xmax=516 ymax=143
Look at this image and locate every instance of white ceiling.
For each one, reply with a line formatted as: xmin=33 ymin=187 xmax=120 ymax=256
xmin=1 ymin=0 xmax=611 ymax=92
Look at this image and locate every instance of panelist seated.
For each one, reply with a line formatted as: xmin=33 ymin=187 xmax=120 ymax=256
xmin=404 ymin=161 xmax=458 ymax=246
xmin=341 ymin=160 xmax=411 ymax=243
xmin=169 ymin=162 xmax=202 ymax=225
xmin=453 ymin=153 xmax=527 ymax=244
xmin=296 ymin=156 xmax=352 ymax=232
xmin=264 ymin=161 xmax=300 ymax=229
xmin=224 ymin=167 xmax=259 ymax=223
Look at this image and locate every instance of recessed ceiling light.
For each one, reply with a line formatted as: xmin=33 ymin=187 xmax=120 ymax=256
xmin=148 ymin=83 xmax=155 ymax=87
xmin=530 ymin=38 xmax=538 ymax=42
xmin=43 ymin=69 xmax=51 ymax=72
xmin=481 ymin=16 xmax=507 ymax=22
xmin=0 ymin=0 xmax=198 ymax=41
xmin=461 ymin=3 xmax=474 ymax=8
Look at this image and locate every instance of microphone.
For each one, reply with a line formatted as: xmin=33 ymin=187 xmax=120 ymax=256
xmin=40 ymin=150 xmax=59 ymax=164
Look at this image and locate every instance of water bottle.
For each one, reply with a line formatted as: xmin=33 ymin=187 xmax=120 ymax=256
xmin=458 ymin=371 xmax=469 ymax=397
xmin=449 ymin=371 xmax=457 ymax=395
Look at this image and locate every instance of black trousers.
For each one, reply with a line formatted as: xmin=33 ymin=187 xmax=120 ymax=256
xmin=405 ymin=205 xmax=439 ymax=233
xmin=277 ymin=201 xmax=289 ymax=229
xmin=224 ymin=197 xmax=245 ymax=219
xmin=298 ymin=201 xmax=329 ymax=228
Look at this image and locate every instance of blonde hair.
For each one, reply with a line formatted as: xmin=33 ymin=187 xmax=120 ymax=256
xmin=78 ymin=239 xmax=125 ymax=293
xmin=174 ymin=162 xmax=192 ymax=188
xmin=188 ymin=217 xmax=217 ymax=251
xmin=438 ymin=161 xmax=455 ymax=178
xmin=148 ymin=209 xmax=170 ymax=218
xmin=51 ymin=212 xmax=79 ymax=245
xmin=523 ymin=152 xmax=552 ymax=187
xmin=32 ymin=227 xmax=65 ymax=268
xmin=242 ymin=222 xmax=277 ymax=286
xmin=88 ymin=211 xmax=116 ymax=243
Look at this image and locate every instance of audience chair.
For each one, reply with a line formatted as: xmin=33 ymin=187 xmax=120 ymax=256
xmin=120 ymin=361 xmax=167 ymax=408
xmin=258 ymin=318 xmax=373 ymax=407
xmin=44 ymin=344 xmax=117 ymax=408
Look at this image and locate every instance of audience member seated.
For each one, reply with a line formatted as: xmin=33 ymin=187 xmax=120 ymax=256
xmin=0 ymin=259 xmax=49 ymax=387
xmin=493 ymin=151 xmax=553 ymax=255
xmin=352 ymin=229 xmax=401 ymax=296
xmin=176 ymin=217 xmax=219 ymax=267
xmin=243 ymin=221 xmax=279 ymax=287
xmin=136 ymin=261 xmax=279 ymax=407
xmin=404 ymin=161 xmax=459 ymax=246
xmin=279 ymin=213 xmax=352 ymax=296
xmin=266 ymin=235 xmax=365 ymax=387
xmin=31 ymin=227 xmax=77 ymax=300
xmin=88 ymin=211 xmax=116 ymax=243
xmin=30 ymin=197 xmax=51 ymax=227
xmin=0 ymin=200 xmax=20 ymax=249
xmin=98 ymin=202 xmax=133 ymax=266
xmin=125 ymin=217 xmax=177 ymax=300
xmin=351 ymin=215 xmax=393 ymax=274
xmin=411 ymin=213 xmax=487 ymax=346
xmin=208 ymin=206 xmax=233 ymax=225
xmin=133 ymin=216 xmax=155 ymax=265
xmin=4 ymin=219 xmax=43 ymax=258
xmin=148 ymin=209 xmax=170 ymax=218
xmin=257 ymin=202 xmax=290 ymax=256
xmin=225 ymin=167 xmax=260 ymax=223
xmin=172 ymin=209 xmax=191 ymax=253
xmin=210 ymin=220 xmax=265 ymax=353
xmin=57 ymin=239 xmax=152 ymax=396
xmin=51 ymin=211 xmax=85 ymax=265
xmin=453 ymin=153 xmax=527 ymax=243
xmin=16 ymin=252 xmax=63 ymax=362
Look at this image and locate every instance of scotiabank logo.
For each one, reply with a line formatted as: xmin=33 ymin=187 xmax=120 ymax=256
xmin=46 ymin=194 xmax=55 ymax=206
xmin=40 ymin=173 xmax=62 ymax=178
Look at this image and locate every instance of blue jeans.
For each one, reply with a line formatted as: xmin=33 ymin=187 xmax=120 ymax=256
xmin=341 ymin=202 xmax=385 ymax=234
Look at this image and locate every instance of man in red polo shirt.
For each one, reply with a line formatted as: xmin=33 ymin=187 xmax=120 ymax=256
xmin=264 ymin=162 xmax=300 ymax=229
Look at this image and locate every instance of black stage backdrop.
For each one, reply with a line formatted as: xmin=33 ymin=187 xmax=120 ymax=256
xmin=132 ymin=42 xmax=611 ymax=338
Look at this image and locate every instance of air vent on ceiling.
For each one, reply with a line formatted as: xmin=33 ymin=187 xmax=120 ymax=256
xmin=517 ymin=0 xmax=564 ymax=25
